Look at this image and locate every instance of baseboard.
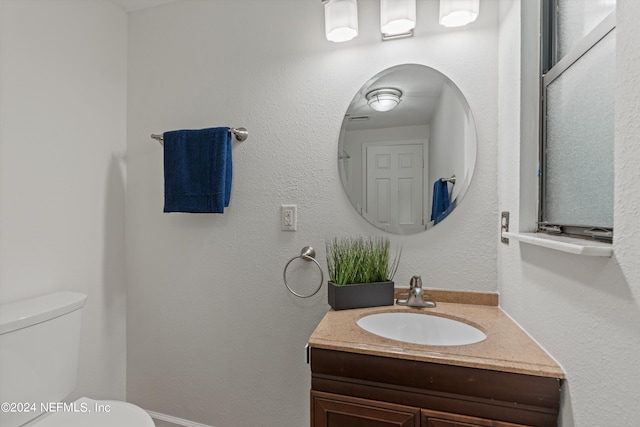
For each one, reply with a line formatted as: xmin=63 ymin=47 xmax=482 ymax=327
xmin=146 ymin=409 xmax=215 ymax=427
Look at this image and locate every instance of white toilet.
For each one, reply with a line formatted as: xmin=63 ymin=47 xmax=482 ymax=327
xmin=0 ymin=292 xmax=154 ymax=427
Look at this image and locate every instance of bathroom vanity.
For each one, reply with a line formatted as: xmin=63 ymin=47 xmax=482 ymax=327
xmin=308 ymin=294 xmax=564 ymax=427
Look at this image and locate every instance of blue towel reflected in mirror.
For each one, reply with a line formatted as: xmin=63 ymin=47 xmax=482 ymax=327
xmin=431 ymin=179 xmax=451 ymax=225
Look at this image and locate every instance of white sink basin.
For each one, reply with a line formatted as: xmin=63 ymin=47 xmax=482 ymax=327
xmin=356 ymin=312 xmax=486 ymax=346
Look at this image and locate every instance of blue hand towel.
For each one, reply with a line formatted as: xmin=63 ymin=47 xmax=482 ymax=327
xmin=431 ymin=179 xmax=450 ymax=225
xmin=163 ymin=127 xmax=232 ymax=213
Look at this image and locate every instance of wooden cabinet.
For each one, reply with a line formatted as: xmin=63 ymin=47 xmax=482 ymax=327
xmin=312 ymin=391 xmax=419 ymax=427
xmin=310 ymin=348 xmax=560 ymax=427
xmin=311 ymin=391 xmax=531 ymax=427
xmin=422 ymin=409 xmax=529 ymax=427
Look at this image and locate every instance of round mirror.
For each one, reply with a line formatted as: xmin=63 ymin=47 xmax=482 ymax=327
xmin=338 ymin=64 xmax=477 ymax=234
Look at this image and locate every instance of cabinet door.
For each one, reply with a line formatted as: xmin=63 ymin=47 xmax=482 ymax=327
xmin=312 ymin=391 xmax=420 ymax=427
xmin=422 ymin=409 xmax=531 ymax=427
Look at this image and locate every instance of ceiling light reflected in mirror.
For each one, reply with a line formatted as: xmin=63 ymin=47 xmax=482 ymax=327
xmin=366 ymin=88 xmax=402 ymax=112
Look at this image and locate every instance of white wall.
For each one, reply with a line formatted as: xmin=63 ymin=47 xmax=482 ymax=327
xmin=126 ymin=1 xmax=499 ymax=425
xmin=429 ymin=81 xmax=470 ymax=203
xmin=0 ymin=0 xmax=128 ymax=401
xmin=497 ymin=1 xmax=640 ymax=426
xmin=3 ymin=1 xmax=636 ymax=425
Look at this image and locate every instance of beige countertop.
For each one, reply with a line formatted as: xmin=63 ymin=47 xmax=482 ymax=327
xmin=308 ymin=299 xmax=565 ymax=379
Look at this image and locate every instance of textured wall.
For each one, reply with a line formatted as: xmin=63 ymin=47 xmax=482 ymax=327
xmin=126 ymin=0 xmax=499 ymax=425
xmin=497 ymin=1 xmax=640 ymax=426
xmin=0 ymin=0 xmax=128 ymax=401
xmin=615 ymin=0 xmax=640 ymax=302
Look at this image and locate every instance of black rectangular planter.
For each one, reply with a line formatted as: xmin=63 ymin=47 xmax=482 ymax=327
xmin=327 ymin=281 xmax=394 ymax=310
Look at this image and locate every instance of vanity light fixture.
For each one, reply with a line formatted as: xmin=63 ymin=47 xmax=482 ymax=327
xmin=366 ymin=88 xmax=402 ymax=112
xmin=323 ymin=0 xmax=359 ymax=43
xmin=439 ymin=0 xmax=479 ymax=27
xmin=380 ymin=0 xmax=416 ymax=40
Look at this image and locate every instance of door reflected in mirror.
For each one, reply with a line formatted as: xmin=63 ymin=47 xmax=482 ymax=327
xmin=339 ymin=64 xmax=477 ymax=234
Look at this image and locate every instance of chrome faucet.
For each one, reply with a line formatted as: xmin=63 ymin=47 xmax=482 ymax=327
xmin=396 ymin=275 xmax=436 ymax=308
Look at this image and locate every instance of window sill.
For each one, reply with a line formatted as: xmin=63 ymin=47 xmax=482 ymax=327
xmin=502 ymin=232 xmax=613 ymax=257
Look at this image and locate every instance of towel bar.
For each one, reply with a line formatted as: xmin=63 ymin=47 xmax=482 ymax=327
xmin=151 ymin=127 xmax=248 ymax=144
xmin=441 ymin=175 xmax=456 ymax=184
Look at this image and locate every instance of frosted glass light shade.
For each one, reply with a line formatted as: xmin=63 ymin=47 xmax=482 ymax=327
xmin=380 ymin=0 xmax=416 ymax=36
xmin=366 ymin=89 xmax=402 ymax=112
xmin=324 ymin=0 xmax=359 ymax=43
xmin=439 ymin=0 xmax=479 ymax=27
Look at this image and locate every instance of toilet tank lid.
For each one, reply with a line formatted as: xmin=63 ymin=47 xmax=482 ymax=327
xmin=0 ymin=292 xmax=87 ymax=335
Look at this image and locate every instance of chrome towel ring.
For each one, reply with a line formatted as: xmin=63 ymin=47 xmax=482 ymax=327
xmin=283 ymin=246 xmax=324 ymax=298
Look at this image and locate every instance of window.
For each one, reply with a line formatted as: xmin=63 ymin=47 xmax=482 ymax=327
xmin=539 ymin=0 xmax=616 ymax=242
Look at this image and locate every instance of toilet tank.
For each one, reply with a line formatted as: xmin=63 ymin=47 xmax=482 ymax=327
xmin=0 ymin=292 xmax=87 ymax=427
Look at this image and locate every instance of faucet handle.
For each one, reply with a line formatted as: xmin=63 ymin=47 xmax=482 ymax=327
xmin=397 ymin=275 xmax=435 ymax=308
xmin=410 ymin=275 xmax=422 ymax=290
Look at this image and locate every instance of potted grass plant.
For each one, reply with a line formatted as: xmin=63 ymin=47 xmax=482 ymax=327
xmin=326 ymin=236 xmax=401 ymax=310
